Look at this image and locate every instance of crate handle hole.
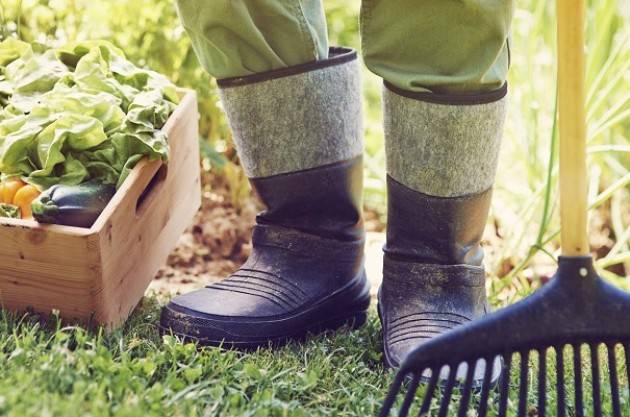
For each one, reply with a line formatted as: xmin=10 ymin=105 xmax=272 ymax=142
xmin=135 ymin=164 xmax=168 ymax=217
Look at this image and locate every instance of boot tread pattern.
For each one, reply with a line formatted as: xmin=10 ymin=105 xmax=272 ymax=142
xmin=387 ymin=313 xmax=472 ymax=346
xmin=208 ymin=268 xmax=310 ymax=310
xmin=208 ymin=283 xmax=291 ymax=309
xmin=228 ymin=275 xmax=304 ymax=305
xmin=388 ymin=311 xmax=471 ymax=326
xmin=237 ymin=268 xmax=309 ymax=296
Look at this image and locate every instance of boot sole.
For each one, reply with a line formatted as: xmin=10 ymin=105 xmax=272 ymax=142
xmin=160 ymin=310 xmax=368 ymax=350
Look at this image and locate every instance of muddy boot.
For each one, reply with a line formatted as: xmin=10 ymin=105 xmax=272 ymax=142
xmin=378 ymin=83 xmax=508 ymax=378
xmin=161 ymin=47 xmax=371 ymax=348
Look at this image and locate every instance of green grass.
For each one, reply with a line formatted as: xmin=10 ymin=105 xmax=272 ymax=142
xmin=0 ymin=298 xmax=388 ymax=417
xmin=2 ymin=298 xmax=629 ymax=417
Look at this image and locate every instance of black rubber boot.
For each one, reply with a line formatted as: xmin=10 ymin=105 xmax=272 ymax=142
xmin=160 ymin=48 xmax=370 ymax=348
xmin=379 ymin=177 xmax=491 ymax=368
xmin=378 ymin=82 xmax=508 ymax=377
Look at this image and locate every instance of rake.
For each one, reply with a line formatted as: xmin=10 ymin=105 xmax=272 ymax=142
xmin=378 ymin=0 xmax=630 ymax=416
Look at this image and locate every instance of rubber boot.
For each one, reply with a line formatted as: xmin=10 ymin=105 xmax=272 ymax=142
xmin=161 ymin=47 xmax=371 ymax=348
xmin=378 ymin=82 xmax=508 ymax=379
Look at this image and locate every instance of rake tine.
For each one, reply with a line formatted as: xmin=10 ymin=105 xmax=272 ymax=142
xmin=590 ymin=344 xmax=602 ymax=417
xmin=437 ymin=365 xmax=457 ymax=417
xmin=498 ymin=353 xmax=512 ymax=417
xmin=477 ymin=357 xmax=494 ymax=417
xmin=379 ymin=370 xmax=406 ymax=417
xmin=418 ymin=368 xmax=439 ymax=417
xmin=537 ymin=349 xmax=547 ymax=417
xmin=456 ymin=361 xmax=476 ymax=417
xmin=573 ymin=344 xmax=584 ymax=417
xmin=606 ymin=344 xmax=621 ymax=417
xmin=398 ymin=373 xmax=421 ymax=417
xmin=556 ymin=346 xmax=566 ymax=417
xmin=517 ymin=350 xmax=529 ymax=417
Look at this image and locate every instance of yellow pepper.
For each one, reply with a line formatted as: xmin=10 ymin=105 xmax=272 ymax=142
xmin=0 ymin=179 xmax=26 ymax=204
xmin=13 ymin=184 xmax=40 ymax=219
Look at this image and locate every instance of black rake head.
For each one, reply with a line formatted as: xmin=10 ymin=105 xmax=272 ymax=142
xmin=379 ymin=257 xmax=630 ymax=417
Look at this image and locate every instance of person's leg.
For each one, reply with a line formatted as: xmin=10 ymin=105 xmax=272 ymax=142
xmin=161 ymin=1 xmax=371 ymax=347
xmin=360 ymin=0 xmax=513 ymax=371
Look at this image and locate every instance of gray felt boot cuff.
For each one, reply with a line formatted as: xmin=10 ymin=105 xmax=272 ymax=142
xmin=217 ymin=47 xmax=363 ymax=178
xmin=383 ymin=82 xmax=508 ymax=198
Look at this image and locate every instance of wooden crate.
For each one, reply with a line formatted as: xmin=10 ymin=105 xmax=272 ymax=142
xmin=0 ymin=89 xmax=201 ymax=328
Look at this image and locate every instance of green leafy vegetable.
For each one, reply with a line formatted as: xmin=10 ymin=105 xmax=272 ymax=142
xmin=0 ymin=39 xmax=178 ymax=189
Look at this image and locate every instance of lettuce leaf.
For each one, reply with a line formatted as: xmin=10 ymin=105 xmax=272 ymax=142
xmin=0 ymin=38 xmax=30 ymax=67
xmin=0 ymin=39 xmax=177 ymax=189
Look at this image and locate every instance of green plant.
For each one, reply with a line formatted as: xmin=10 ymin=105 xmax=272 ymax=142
xmin=489 ymin=0 xmax=629 ymax=303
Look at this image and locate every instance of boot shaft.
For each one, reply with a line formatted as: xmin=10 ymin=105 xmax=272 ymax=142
xmin=218 ymin=47 xmax=365 ymax=242
xmin=251 ymin=157 xmax=363 ymax=241
xmin=383 ymin=83 xmax=508 ymax=266
xmin=386 ymin=176 xmax=492 ymax=266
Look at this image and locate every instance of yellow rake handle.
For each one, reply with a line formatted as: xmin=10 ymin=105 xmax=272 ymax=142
xmin=557 ymin=0 xmax=589 ymax=256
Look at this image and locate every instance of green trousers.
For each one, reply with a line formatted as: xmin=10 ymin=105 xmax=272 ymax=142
xmin=176 ymin=0 xmax=513 ymax=94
